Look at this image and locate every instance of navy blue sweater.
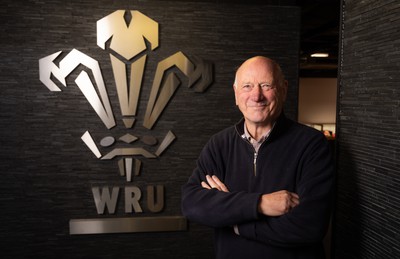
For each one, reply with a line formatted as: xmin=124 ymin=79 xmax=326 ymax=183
xmin=182 ymin=113 xmax=335 ymax=259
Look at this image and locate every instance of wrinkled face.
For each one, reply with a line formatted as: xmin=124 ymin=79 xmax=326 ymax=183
xmin=234 ymin=57 xmax=287 ymax=128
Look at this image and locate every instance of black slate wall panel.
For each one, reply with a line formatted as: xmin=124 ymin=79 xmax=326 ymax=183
xmin=335 ymin=0 xmax=400 ymax=258
xmin=0 ymin=0 xmax=300 ymax=258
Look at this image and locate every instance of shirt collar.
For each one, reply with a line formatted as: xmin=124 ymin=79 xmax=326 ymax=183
xmin=241 ymin=121 xmax=275 ymax=144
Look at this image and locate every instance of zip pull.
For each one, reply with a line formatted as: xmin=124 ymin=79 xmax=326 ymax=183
xmin=253 ymin=151 xmax=258 ymax=176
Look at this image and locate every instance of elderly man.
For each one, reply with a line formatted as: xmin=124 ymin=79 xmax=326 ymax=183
xmin=182 ymin=56 xmax=334 ymax=259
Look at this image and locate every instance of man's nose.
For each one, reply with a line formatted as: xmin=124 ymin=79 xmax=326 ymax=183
xmin=250 ymin=84 xmax=264 ymax=100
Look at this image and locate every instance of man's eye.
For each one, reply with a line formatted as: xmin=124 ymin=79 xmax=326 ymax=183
xmin=261 ymin=84 xmax=275 ymax=91
xmin=241 ymin=84 xmax=252 ymax=91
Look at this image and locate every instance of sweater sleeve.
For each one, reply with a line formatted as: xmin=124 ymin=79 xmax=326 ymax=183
xmin=181 ymin=135 xmax=262 ymax=228
xmin=237 ymin=133 xmax=335 ymax=247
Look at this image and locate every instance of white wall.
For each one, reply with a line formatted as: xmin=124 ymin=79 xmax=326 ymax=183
xmin=298 ymin=77 xmax=337 ymax=133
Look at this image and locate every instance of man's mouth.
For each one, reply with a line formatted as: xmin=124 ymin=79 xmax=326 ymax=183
xmin=247 ymin=102 xmax=268 ymax=107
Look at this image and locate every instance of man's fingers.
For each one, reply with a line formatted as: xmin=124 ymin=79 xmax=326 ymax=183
xmin=291 ymin=196 xmax=300 ymax=206
xmin=212 ymin=175 xmax=229 ymax=192
xmin=205 ymin=175 xmax=218 ymax=189
xmin=290 ymin=192 xmax=300 ymax=207
xmin=202 ymin=175 xmax=229 ymax=192
xmin=201 ymin=181 xmax=211 ymax=189
xmin=205 ymin=175 xmax=222 ymax=191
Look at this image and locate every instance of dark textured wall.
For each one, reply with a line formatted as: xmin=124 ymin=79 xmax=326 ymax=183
xmin=334 ymin=0 xmax=400 ymax=258
xmin=0 ymin=0 xmax=300 ymax=258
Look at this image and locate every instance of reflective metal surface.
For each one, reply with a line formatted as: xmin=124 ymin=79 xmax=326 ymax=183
xmin=98 ymin=11 xmax=158 ymax=129
xmin=125 ymin=186 xmax=143 ymax=213
xmin=155 ymin=131 xmax=176 ymax=157
xmin=143 ymin=51 xmax=213 ymax=129
xmin=39 ymin=10 xmax=212 ymax=235
xmin=110 ymin=54 xmax=146 ymax=118
xmin=39 ymin=49 xmax=116 ymax=129
xmin=97 ymin=10 xmax=158 ymax=60
xmin=122 ymin=118 xmax=135 ymax=128
xmin=119 ymin=158 xmax=141 ymax=182
xmin=119 ymin=133 xmax=138 ymax=144
xmin=40 ymin=10 xmax=213 ymax=173
xmin=125 ymin=158 xmax=133 ymax=182
xmin=143 ymin=52 xmax=191 ymax=129
xmin=92 ymin=187 xmax=119 ymax=214
xmin=70 ymin=216 xmax=187 ymax=235
xmin=81 ymin=131 xmax=101 ymax=158
xmin=101 ymin=147 xmax=157 ymax=159
xmin=100 ymin=136 xmax=115 ymax=147
xmin=141 ymin=135 xmax=158 ymax=146
xmin=147 ymin=185 xmax=164 ymax=213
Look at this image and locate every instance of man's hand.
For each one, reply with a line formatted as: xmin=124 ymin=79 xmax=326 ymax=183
xmin=258 ymin=190 xmax=300 ymax=216
xmin=201 ymin=175 xmax=229 ymax=192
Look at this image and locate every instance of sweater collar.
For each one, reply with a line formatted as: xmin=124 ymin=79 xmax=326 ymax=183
xmin=235 ymin=112 xmax=287 ymax=141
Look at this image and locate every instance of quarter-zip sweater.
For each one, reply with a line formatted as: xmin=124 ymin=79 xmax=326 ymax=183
xmin=242 ymin=121 xmax=274 ymax=176
xmin=182 ymin=113 xmax=335 ymax=259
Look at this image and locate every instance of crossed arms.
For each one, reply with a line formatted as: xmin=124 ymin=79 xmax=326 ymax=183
xmin=202 ymin=175 xmax=300 ymax=217
xmin=181 ymin=132 xmax=334 ymax=247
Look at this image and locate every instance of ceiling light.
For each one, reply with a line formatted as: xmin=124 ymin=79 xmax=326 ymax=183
xmin=311 ymin=53 xmax=329 ymax=58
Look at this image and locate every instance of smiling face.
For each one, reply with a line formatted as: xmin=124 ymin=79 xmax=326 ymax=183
xmin=234 ymin=56 xmax=287 ymax=129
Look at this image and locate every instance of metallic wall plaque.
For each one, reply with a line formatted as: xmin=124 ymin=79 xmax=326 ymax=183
xmin=39 ymin=10 xmax=213 ymax=235
xmin=69 ymin=216 xmax=187 ymax=235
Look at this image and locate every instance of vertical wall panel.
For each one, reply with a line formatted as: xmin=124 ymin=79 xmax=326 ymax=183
xmin=335 ymin=0 xmax=400 ymax=258
xmin=0 ymin=0 xmax=300 ymax=257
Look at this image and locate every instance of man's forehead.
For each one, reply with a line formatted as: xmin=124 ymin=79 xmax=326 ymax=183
xmin=237 ymin=68 xmax=274 ymax=83
xmin=237 ymin=57 xmax=275 ymax=74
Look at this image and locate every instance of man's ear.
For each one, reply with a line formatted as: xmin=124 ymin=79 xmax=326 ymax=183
xmin=233 ymin=84 xmax=239 ymax=105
